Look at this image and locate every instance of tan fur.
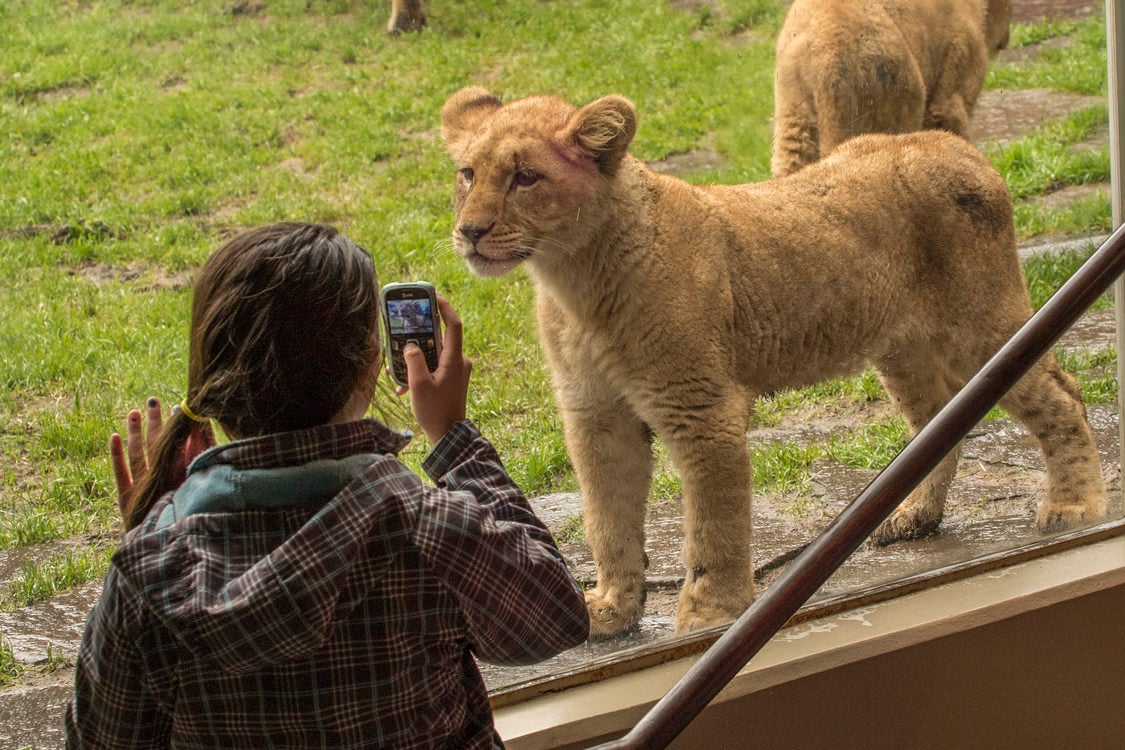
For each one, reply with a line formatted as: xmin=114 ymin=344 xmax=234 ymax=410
xmin=440 ymin=87 xmax=1108 ymax=638
xmin=772 ymin=0 xmax=1011 ymax=176
xmin=388 ymin=0 xmax=425 ymax=33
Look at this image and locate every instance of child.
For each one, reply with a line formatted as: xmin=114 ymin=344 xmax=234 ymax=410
xmin=65 ymin=222 xmax=590 ymax=749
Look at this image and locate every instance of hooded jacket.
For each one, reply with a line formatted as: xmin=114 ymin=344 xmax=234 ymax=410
xmin=66 ymin=419 xmax=589 ymax=749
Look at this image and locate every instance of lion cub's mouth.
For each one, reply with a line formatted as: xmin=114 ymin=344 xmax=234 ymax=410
xmin=462 ymin=245 xmax=533 ymax=277
xmin=465 ymin=246 xmax=535 ymax=278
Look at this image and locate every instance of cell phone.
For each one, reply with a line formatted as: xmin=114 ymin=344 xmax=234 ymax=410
xmin=382 ymin=281 xmax=442 ymax=388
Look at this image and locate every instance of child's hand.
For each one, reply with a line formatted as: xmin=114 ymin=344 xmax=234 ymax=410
xmin=109 ymin=398 xmax=164 ymax=518
xmin=109 ymin=397 xmax=214 ymax=523
xmin=402 ymin=294 xmax=472 ymax=443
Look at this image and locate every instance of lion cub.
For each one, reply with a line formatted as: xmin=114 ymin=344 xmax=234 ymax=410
xmin=440 ymin=87 xmax=1107 ymax=638
xmin=772 ymin=0 xmax=1011 ymax=176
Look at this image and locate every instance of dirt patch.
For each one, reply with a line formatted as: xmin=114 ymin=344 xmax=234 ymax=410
xmin=995 ymin=33 xmax=1074 ymax=64
xmin=67 ymin=260 xmax=193 ymax=292
xmin=1029 ymin=181 xmax=1111 ymax=211
xmin=646 ymin=148 xmax=727 ymax=176
xmin=969 ymin=88 xmax=1106 ymax=144
xmin=1011 ymin=0 xmax=1103 ymax=23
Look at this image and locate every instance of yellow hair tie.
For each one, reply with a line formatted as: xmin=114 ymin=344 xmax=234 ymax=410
xmin=178 ymin=399 xmax=208 ymax=423
xmin=208 ymin=418 xmax=231 ymax=445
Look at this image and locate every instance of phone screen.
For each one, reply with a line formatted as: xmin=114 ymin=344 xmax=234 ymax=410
xmin=386 ymin=298 xmax=436 ymax=336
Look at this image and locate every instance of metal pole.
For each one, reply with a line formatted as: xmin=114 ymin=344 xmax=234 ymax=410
xmin=1110 ymin=0 xmax=1125 ymax=478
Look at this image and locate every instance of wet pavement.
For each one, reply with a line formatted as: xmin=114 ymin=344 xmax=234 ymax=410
xmin=479 ymin=397 xmax=1122 ymax=690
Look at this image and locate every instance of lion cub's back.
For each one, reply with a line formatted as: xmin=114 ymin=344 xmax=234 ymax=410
xmin=714 ymin=130 xmax=1020 ymax=319
xmin=766 ymin=130 xmax=1012 ymax=246
xmin=834 ymin=130 xmax=1013 ymax=241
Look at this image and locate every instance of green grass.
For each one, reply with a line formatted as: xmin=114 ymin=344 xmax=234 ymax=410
xmin=1024 ymin=245 xmax=1115 ymax=310
xmin=983 ymin=11 xmax=1112 ymax=237
xmin=753 ymin=369 xmax=887 ymax=427
xmin=554 ymin=514 xmax=586 ymax=544
xmin=1057 ymin=346 xmax=1119 ymax=404
xmin=824 ymin=416 xmax=911 ymax=470
xmin=0 ymin=2 xmax=1115 ymax=588
xmin=987 ymin=107 xmax=1111 ymax=200
xmin=752 ymin=442 xmax=821 ymax=496
xmin=0 ymin=634 xmax=68 ymax=689
xmin=0 ymin=546 xmax=115 ymax=610
xmin=988 ymin=13 xmax=1108 ymax=95
xmin=0 ymin=636 xmax=20 ymax=688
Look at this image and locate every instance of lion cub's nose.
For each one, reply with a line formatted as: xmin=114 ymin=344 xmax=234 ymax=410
xmin=459 ymin=223 xmax=492 ymax=243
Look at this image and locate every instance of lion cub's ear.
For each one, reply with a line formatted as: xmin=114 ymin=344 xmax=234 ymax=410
xmin=441 ymin=87 xmax=503 ymax=154
xmin=564 ymin=95 xmax=637 ymax=176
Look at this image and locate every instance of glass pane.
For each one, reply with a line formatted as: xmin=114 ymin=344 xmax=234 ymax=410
xmin=480 ymin=1 xmax=1121 ymax=694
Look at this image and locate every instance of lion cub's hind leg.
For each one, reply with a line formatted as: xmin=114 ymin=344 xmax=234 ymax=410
xmin=771 ymin=91 xmax=821 ymax=177
xmin=870 ymin=357 xmax=964 ymax=545
xmin=872 ymin=343 xmax=1108 ymax=544
xmin=1000 ymin=356 xmax=1109 ymax=532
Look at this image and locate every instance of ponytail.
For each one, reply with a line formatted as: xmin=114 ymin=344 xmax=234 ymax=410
xmin=125 ymin=410 xmax=211 ymax=530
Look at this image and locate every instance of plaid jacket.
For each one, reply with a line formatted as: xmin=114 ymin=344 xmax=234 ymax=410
xmin=65 ymin=419 xmax=589 ymax=749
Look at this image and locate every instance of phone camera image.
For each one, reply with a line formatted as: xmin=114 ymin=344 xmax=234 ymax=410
xmin=387 ymin=299 xmax=435 ymax=335
xmin=382 ymin=282 xmax=442 ymax=387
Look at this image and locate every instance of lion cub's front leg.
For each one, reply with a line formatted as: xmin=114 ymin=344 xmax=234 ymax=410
xmin=561 ymin=400 xmax=654 ymax=638
xmin=667 ymin=430 xmax=756 ymax=634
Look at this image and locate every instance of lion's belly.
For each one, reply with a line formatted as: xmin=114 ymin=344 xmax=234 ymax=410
xmin=737 ymin=330 xmax=873 ymax=394
xmin=729 ymin=288 xmax=898 ymax=394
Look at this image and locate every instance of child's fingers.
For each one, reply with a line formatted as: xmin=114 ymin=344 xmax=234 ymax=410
xmin=109 ymin=432 xmax=132 ymax=517
xmin=403 ymin=343 xmax=432 ymax=393
xmin=125 ymin=409 xmax=147 ymax=482
xmin=144 ymin=397 xmax=163 ymax=455
xmin=434 ymin=294 xmax=462 ymax=360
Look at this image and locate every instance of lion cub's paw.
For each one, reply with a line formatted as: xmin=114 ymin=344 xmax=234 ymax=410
xmin=870 ymin=509 xmax=941 ymax=547
xmin=673 ymin=607 xmax=736 ymax=636
xmin=585 ymin=588 xmax=643 ymax=640
xmin=1036 ymin=501 xmax=1106 ymax=535
xmin=673 ymin=577 xmax=753 ymax=635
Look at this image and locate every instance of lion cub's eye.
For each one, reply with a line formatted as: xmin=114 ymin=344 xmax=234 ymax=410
xmin=511 ymin=169 xmax=540 ymax=189
xmin=459 ymin=167 xmax=475 ymax=186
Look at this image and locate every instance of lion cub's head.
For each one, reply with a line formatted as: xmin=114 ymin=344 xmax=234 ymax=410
xmin=440 ymin=87 xmax=637 ymax=277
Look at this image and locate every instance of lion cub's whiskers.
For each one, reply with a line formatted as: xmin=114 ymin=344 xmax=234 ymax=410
xmin=430 ymin=237 xmax=457 ymax=258
xmin=527 ymin=235 xmax=579 ymax=259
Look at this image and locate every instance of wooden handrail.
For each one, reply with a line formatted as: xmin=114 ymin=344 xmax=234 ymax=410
xmin=591 ymin=222 xmax=1125 ymax=750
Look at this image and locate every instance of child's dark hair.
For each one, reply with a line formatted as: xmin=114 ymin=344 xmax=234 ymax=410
xmin=126 ymin=222 xmax=381 ymax=529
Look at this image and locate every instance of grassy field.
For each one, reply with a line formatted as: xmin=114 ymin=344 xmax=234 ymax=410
xmin=0 ymin=0 xmax=1115 ymax=612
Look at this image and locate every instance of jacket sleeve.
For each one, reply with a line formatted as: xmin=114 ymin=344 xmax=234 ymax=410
xmin=66 ymin=566 xmax=174 ymax=749
xmin=418 ymin=420 xmax=590 ymax=665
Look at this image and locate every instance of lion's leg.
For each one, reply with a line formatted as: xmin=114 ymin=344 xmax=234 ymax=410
xmin=771 ymin=84 xmax=820 ymax=177
xmin=999 ymin=355 xmax=1108 ymax=532
xmin=562 ymin=399 xmax=654 ymax=638
xmin=871 ymin=361 xmax=961 ymax=545
xmin=923 ymin=93 xmax=972 ymax=138
xmin=922 ymin=44 xmax=984 ymax=137
xmin=659 ymin=396 xmax=755 ymax=634
xmin=387 ymin=0 xmax=425 ymax=34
